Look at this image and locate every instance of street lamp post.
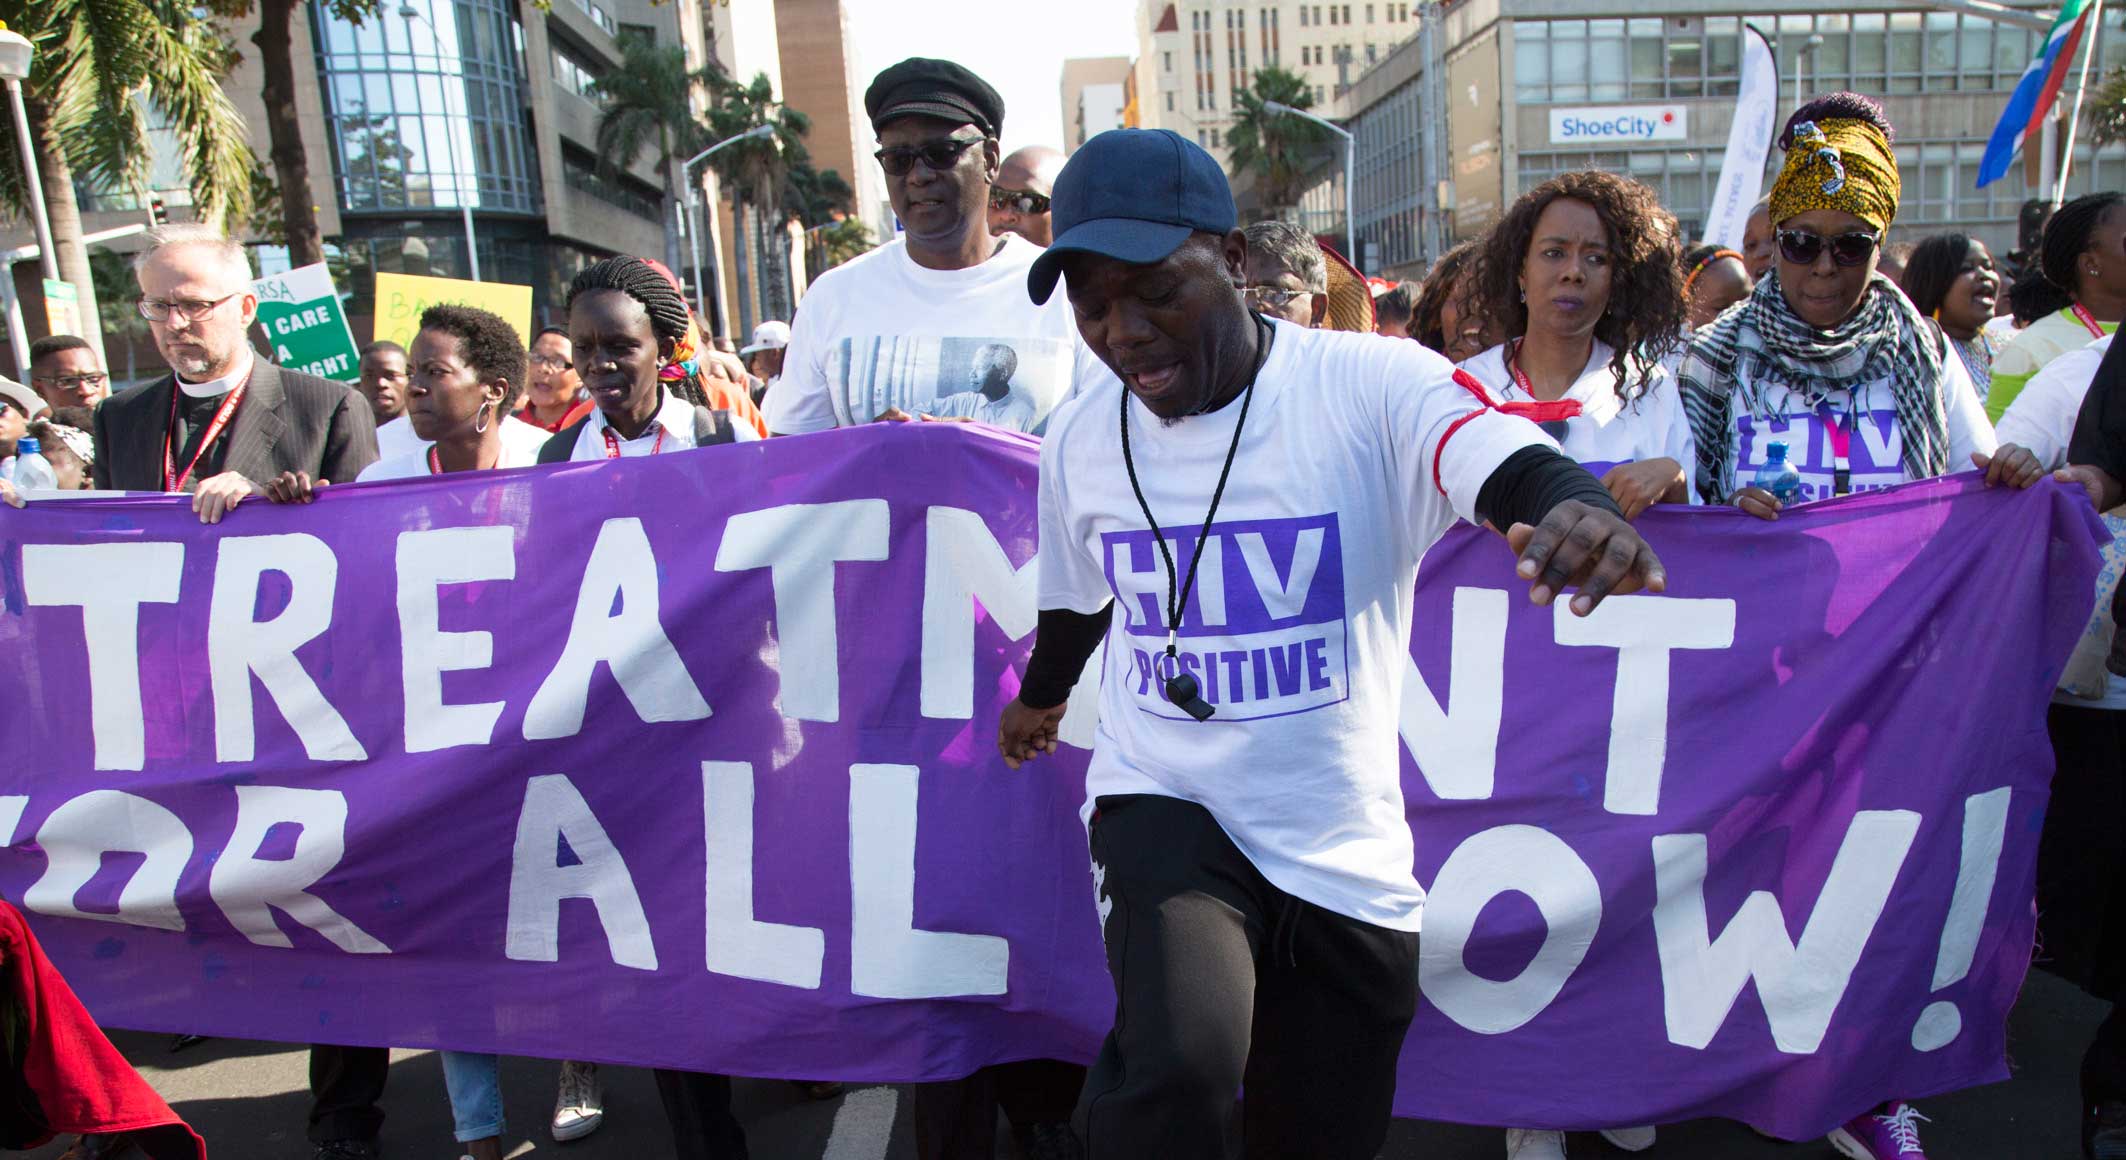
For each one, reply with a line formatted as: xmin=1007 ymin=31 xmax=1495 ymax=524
xmin=682 ymin=123 xmax=777 ymax=333
xmin=0 ymin=25 xmax=60 ymax=284
xmin=397 ymin=4 xmax=482 ymax=279
xmin=1261 ymin=100 xmax=1357 ymax=271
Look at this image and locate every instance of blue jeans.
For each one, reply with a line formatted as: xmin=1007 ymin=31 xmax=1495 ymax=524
xmin=440 ymin=1051 xmax=504 ymax=1143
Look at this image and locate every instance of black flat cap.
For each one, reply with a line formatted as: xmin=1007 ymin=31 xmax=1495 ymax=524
xmin=865 ymin=58 xmax=1004 ymax=138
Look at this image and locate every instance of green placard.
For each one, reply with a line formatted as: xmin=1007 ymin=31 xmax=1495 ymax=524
xmin=253 ymin=263 xmax=361 ymax=382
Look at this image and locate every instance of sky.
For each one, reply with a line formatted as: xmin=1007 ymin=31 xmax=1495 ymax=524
xmin=842 ymin=0 xmax=1143 ymax=156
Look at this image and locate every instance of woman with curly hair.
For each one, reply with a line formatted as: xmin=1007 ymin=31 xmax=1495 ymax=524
xmin=1987 ymin=191 xmax=2125 ymax=422
xmin=1677 ymin=94 xmax=2025 ymax=529
xmin=1409 ymin=238 xmax=1499 ymax=361
xmin=1460 ymin=170 xmax=1695 ymax=530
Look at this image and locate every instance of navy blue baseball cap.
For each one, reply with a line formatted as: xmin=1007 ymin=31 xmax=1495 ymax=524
xmin=1027 ymin=128 xmax=1236 ymax=305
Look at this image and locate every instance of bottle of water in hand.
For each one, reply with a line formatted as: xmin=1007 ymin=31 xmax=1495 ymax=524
xmin=10 ymin=437 xmax=57 ymax=492
xmin=1752 ymin=440 xmax=1801 ymax=506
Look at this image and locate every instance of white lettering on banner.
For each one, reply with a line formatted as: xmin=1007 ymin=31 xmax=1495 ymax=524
xmin=849 ymin=764 xmax=1009 ymax=998
xmin=22 ymin=790 xmax=192 ymax=931
xmin=208 ymin=786 xmax=389 ymax=953
xmin=702 ymin=761 xmax=824 ymax=988
xmin=715 ymin=501 xmax=890 ymax=723
xmin=0 ymin=797 xmax=24 ymax=846
xmin=1399 ymin=587 xmax=1506 ymax=800
xmin=506 ymin=774 xmax=658 ymax=970
xmin=398 ymin=526 xmax=515 ymax=752
xmin=525 ymin=518 xmax=711 ymax=740
xmin=1553 ymin=597 xmax=1737 ymax=816
xmin=20 ymin=542 xmax=185 ymax=771
xmin=921 ymin=507 xmax=1039 ymax=719
xmin=1421 ymin=825 xmax=1603 ymax=1034
xmin=1651 ymin=810 xmax=1920 ymax=1053
xmin=209 ymin=534 xmax=367 ymax=763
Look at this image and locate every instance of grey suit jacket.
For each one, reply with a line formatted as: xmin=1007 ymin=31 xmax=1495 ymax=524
xmin=91 ymin=358 xmax=379 ymax=492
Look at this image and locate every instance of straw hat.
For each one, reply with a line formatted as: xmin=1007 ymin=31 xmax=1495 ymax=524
xmin=1318 ymin=243 xmax=1375 ymax=333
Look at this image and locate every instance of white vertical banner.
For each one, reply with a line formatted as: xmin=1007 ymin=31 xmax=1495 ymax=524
xmin=1703 ymin=24 xmax=1779 ymax=248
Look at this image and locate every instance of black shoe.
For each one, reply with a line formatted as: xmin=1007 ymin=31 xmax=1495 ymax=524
xmin=57 ymin=1135 xmax=142 ymax=1160
xmin=313 ymin=1141 xmax=380 ymax=1160
xmin=1017 ymin=1122 xmax=1084 ymax=1160
xmin=168 ymin=1034 xmax=208 ymax=1053
xmin=2089 ymin=1099 xmax=2126 ymax=1159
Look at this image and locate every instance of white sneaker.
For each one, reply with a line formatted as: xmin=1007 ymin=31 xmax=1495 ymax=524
xmin=1599 ymin=1126 xmax=1657 ymax=1152
xmin=552 ymin=1059 xmax=604 ymax=1141
xmin=1505 ymin=1128 xmax=1568 ymax=1159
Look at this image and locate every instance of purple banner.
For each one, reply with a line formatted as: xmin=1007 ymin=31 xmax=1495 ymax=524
xmin=0 ymin=424 xmax=2102 ymax=1140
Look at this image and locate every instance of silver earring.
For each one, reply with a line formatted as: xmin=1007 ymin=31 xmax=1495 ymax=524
xmin=474 ymin=401 xmax=493 ymax=434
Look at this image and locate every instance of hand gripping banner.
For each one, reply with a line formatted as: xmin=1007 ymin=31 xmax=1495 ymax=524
xmin=0 ymin=424 xmax=2102 ymax=1140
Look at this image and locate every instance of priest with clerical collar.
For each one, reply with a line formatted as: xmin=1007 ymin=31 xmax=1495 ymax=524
xmin=88 ymin=224 xmax=377 ymax=522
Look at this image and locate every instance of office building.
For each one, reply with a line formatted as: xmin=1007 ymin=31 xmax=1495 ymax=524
xmin=1309 ymin=0 xmax=2126 ymax=279
xmin=1062 ymin=57 xmax=1135 ymax=151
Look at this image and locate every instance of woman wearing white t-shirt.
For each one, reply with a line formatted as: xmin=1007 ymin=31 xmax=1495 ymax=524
xmin=265 ymin=301 xmax=534 ymax=1160
xmin=1679 ymin=95 xmax=2007 ymax=534
xmin=1460 ymin=172 xmax=1695 ymax=542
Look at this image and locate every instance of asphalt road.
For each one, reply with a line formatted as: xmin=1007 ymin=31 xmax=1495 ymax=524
xmin=32 ymin=969 xmax=2108 ymax=1158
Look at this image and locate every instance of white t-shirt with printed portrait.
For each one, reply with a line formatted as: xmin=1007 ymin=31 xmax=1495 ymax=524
xmin=1039 ymin=319 xmax=1549 ymax=932
xmin=765 ymin=235 xmax=1093 ymax=436
xmin=1721 ymin=350 xmax=1996 ymax=501
xmin=1459 ymin=339 xmax=1696 ymax=497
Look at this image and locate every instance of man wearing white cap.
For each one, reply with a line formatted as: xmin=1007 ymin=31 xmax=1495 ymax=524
xmin=740 ymin=321 xmax=789 ymax=408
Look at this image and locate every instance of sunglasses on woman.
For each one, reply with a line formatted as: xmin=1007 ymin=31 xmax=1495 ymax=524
xmin=988 ymin=188 xmax=1051 ymax=215
xmin=874 ymin=136 xmax=985 ymax=177
xmin=1776 ymin=229 xmax=1881 ymax=268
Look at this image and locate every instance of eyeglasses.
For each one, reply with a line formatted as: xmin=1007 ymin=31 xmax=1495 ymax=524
xmin=529 ymin=353 xmax=573 ymax=371
xmin=988 ymin=188 xmax=1051 ymax=215
xmin=1243 ymin=286 xmax=1306 ymax=310
xmin=31 ymin=372 xmax=108 ymax=392
xmin=138 ymin=292 xmax=242 ymax=323
xmin=1776 ymin=229 xmax=1881 ymax=269
xmin=875 ymin=136 xmax=985 ymax=177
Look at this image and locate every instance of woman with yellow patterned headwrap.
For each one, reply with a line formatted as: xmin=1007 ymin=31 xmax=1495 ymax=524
xmin=1674 ymin=92 xmax=2029 ymax=521
xmin=1676 ymin=93 xmax=2050 ymax=1160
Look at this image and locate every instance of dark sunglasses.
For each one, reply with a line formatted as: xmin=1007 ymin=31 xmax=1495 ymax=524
xmin=1776 ymin=228 xmax=1881 ymax=268
xmin=988 ymin=188 xmax=1051 ymax=215
xmin=874 ymin=136 xmax=985 ymax=177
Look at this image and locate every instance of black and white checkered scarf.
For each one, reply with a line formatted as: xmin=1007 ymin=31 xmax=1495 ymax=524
xmin=1677 ymin=271 xmax=1950 ymax=502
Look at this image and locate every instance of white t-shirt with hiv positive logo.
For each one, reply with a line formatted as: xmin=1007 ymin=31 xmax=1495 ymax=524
xmin=1039 ymin=319 xmax=1548 ymax=931
xmin=1725 ymin=355 xmax=1995 ymax=501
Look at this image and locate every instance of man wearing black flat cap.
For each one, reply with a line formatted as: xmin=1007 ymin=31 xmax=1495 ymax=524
xmin=996 ymin=128 xmax=1666 ymax=1159
xmin=762 ymin=57 xmax=1095 ymax=440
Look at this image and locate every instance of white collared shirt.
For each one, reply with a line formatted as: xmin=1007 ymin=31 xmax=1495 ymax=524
xmin=1458 ymin=339 xmax=1696 ymax=495
xmin=376 ymin=413 xmax=549 ymax=463
xmin=175 ymin=348 xmax=256 ymax=399
xmin=567 ymin=387 xmax=758 ymax=461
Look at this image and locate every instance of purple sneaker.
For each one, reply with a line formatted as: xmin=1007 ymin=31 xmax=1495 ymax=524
xmin=1828 ymin=1101 xmax=1930 ymax=1160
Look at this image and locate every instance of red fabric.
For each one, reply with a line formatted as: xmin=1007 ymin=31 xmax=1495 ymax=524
xmin=1433 ymin=367 xmax=1508 ymax=495
xmin=1496 ymin=397 xmax=1583 ymax=423
xmin=0 ymin=903 xmax=203 ymax=1157
xmin=518 ymin=398 xmax=595 ymax=434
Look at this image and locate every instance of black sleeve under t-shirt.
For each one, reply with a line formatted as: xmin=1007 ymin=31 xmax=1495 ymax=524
xmin=2069 ymin=337 xmax=2126 ymax=482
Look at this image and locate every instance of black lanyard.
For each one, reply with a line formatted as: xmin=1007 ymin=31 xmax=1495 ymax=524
xmin=1118 ymin=314 xmax=1272 ymax=722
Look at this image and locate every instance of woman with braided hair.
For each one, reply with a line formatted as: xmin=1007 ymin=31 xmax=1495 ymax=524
xmin=1989 ymin=192 xmax=2126 ymax=422
xmin=1680 ymin=243 xmax=1753 ymax=332
xmin=536 ymin=255 xmax=758 ymax=465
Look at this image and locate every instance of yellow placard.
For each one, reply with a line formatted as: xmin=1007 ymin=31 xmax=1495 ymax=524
xmin=372 ymin=272 xmax=534 ymax=350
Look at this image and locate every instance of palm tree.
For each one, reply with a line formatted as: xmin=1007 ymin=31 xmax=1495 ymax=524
xmin=2092 ymin=66 xmax=2126 ymax=149
xmin=0 ymin=0 xmax=255 ymax=355
xmin=590 ymin=33 xmax=713 ymax=284
xmin=1225 ymin=66 xmax=1333 ymax=218
xmin=699 ymin=67 xmax=812 ymax=328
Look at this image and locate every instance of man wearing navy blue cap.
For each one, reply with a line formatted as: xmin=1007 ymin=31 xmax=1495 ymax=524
xmin=996 ymin=129 xmax=1667 ymax=1158
xmin=764 ymin=58 xmax=1093 ymax=440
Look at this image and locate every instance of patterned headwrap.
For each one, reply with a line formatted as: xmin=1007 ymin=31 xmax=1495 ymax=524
xmin=1769 ymin=117 xmax=1900 ymax=233
xmin=660 ymin=322 xmax=701 ymax=384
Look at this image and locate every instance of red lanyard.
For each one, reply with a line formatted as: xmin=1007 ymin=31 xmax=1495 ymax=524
xmin=2072 ymin=303 xmax=2107 ymax=339
xmin=601 ymin=423 xmax=665 ymax=458
xmin=427 ymin=446 xmax=443 ymax=475
xmin=163 ymin=380 xmax=247 ymax=492
xmin=1499 ymin=340 xmax=1584 ymax=423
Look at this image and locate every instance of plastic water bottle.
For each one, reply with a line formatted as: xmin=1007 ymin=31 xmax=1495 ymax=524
xmin=1752 ymin=440 xmax=1801 ymax=505
xmin=11 ymin=437 xmax=57 ymax=492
